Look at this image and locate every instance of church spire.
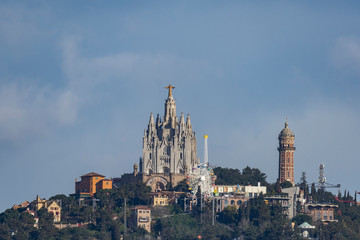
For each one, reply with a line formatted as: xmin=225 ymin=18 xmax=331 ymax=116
xmin=148 ymin=112 xmax=155 ymax=133
xmin=179 ymin=112 xmax=185 ymax=125
xmin=165 ymin=84 xmax=175 ymax=99
xmin=164 ymin=85 xmax=176 ymax=125
xmin=149 ymin=112 xmax=154 ymax=125
xmin=186 ymin=114 xmax=192 ymax=127
xmin=156 ymin=114 xmax=161 ymax=127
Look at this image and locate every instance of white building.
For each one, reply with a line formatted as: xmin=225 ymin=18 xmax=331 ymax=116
xmin=214 ymin=182 xmax=267 ymax=197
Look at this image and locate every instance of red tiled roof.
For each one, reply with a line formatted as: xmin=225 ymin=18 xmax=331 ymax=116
xmin=133 ymin=206 xmax=150 ymax=210
xmin=81 ymin=172 xmax=105 ymax=178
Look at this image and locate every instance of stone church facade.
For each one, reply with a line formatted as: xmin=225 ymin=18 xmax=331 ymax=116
xmin=131 ymin=85 xmax=198 ymax=192
xmin=113 ymin=85 xmax=198 ymax=192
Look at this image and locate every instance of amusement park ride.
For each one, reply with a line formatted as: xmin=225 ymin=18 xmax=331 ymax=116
xmin=186 ymin=135 xmax=216 ymax=197
xmin=183 ymin=135 xmax=216 ymax=224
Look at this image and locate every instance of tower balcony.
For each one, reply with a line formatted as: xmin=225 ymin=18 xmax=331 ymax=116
xmin=277 ymin=147 xmax=296 ymax=151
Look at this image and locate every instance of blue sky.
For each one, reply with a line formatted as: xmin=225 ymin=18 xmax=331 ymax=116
xmin=1 ymin=1 xmax=360 ymax=211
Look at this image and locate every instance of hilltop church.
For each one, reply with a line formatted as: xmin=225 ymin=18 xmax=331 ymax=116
xmin=114 ymin=85 xmax=198 ymax=191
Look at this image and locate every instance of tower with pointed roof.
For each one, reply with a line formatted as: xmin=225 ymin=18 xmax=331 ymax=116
xmin=140 ymin=85 xmax=198 ymax=191
xmin=278 ymin=121 xmax=296 ymax=185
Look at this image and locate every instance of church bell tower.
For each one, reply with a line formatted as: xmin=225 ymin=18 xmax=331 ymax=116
xmin=278 ymin=121 xmax=296 ymax=185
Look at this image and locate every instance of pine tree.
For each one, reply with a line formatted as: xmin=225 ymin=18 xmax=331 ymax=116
xmin=311 ymin=183 xmax=317 ymax=202
xmin=300 ymin=172 xmax=309 ymax=196
xmin=355 ymin=191 xmax=357 ymax=203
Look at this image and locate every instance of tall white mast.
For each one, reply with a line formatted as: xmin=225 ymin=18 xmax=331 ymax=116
xmin=204 ymin=135 xmax=208 ymax=166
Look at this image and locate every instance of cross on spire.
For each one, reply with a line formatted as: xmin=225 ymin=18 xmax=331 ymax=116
xmin=165 ymin=84 xmax=175 ymax=98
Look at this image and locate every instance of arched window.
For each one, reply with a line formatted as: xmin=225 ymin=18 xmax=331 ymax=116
xmin=180 ymin=153 xmax=182 ymax=159
xmin=149 ymin=153 xmax=152 ymax=159
xmin=230 ymin=200 xmax=235 ymax=205
xmin=237 ymin=200 xmax=242 ymax=206
xmin=163 ymin=167 xmax=170 ymax=175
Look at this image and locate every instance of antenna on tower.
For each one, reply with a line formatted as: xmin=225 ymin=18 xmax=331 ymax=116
xmin=319 ymin=163 xmax=326 ymax=190
xmin=316 ymin=163 xmax=340 ymax=203
xmin=204 ymin=135 xmax=208 ymax=167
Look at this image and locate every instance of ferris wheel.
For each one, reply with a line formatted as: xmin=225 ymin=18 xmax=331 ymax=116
xmin=186 ymin=135 xmax=216 ymax=196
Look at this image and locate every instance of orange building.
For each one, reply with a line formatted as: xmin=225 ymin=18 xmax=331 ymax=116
xmin=96 ymin=178 xmax=113 ymax=191
xmin=75 ymin=172 xmax=112 ymax=197
xmin=13 ymin=201 xmax=30 ymax=210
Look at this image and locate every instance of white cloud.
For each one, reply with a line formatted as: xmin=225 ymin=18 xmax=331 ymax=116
xmin=332 ymin=37 xmax=360 ymax=76
xmin=60 ymin=35 xmax=212 ymax=92
xmin=52 ymin=90 xmax=78 ymax=125
xmin=0 ymin=82 xmax=78 ymax=143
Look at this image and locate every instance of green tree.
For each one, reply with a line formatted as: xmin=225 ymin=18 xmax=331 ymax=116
xmin=219 ymin=206 xmax=238 ymax=225
xmin=293 ymin=214 xmax=313 ymax=225
xmin=248 ymin=195 xmax=270 ymax=226
xmin=241 ymin=166 xmax=268 ymax=186
xmin=172 ymin=179 xmax=189 ymax=192
xmin=311 ymin=183 xmax=318 ymax=202
xmin=154 ymin=214 xmax=198 ymax=240
xmin=213 ymin=167 xmax=243 ymax=185
xmin=300 ymin=172 xmax=309 ymax=197
xmin=280 ymin=181 xmax=293 ymax=189
xmin=213 ymin=166 xmax=268 ymax=186
xmin=37 ymin=208 xmax=57 ymax=239
xmin=57 ymin=227 xmax=95 ymax=240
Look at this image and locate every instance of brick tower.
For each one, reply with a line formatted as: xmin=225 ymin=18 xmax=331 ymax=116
xmin=278 ymin=121 xmax=296 ymax=185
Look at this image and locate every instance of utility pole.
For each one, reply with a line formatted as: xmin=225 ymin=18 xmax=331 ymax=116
xmin=184 ymin=197 xmax=186 ymax=212
xmin=124 ymin=198 xmax=127 ymax=239
xmin=92 ymin=198 xmax=100 ymax=223
xmin=200 ymin=194 xmax=203 ymax=224
xmin=212 ymin=197 xmax=215 ymax=225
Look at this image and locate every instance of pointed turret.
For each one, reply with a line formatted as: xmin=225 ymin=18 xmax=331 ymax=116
xmin=149 ymin=112 xmax=154 ymax=125
xmin=156 ymin=114 xmax=161 ymax=127
xmin=164 ymin=85 xmax=177 ymax=127
xmin=186 ymin=114 xmax=192 ymax=127
xmin=148 ymin=112 xmax=155 ymax=134
xmin=179 ymin=112 xmax=186 ymax=135
xmin=180 ymin=112 xmax=185 ymax=125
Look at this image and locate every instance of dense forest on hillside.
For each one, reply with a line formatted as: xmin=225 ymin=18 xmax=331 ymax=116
xmin=1 ymin=167 xmax=360 ymax=239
